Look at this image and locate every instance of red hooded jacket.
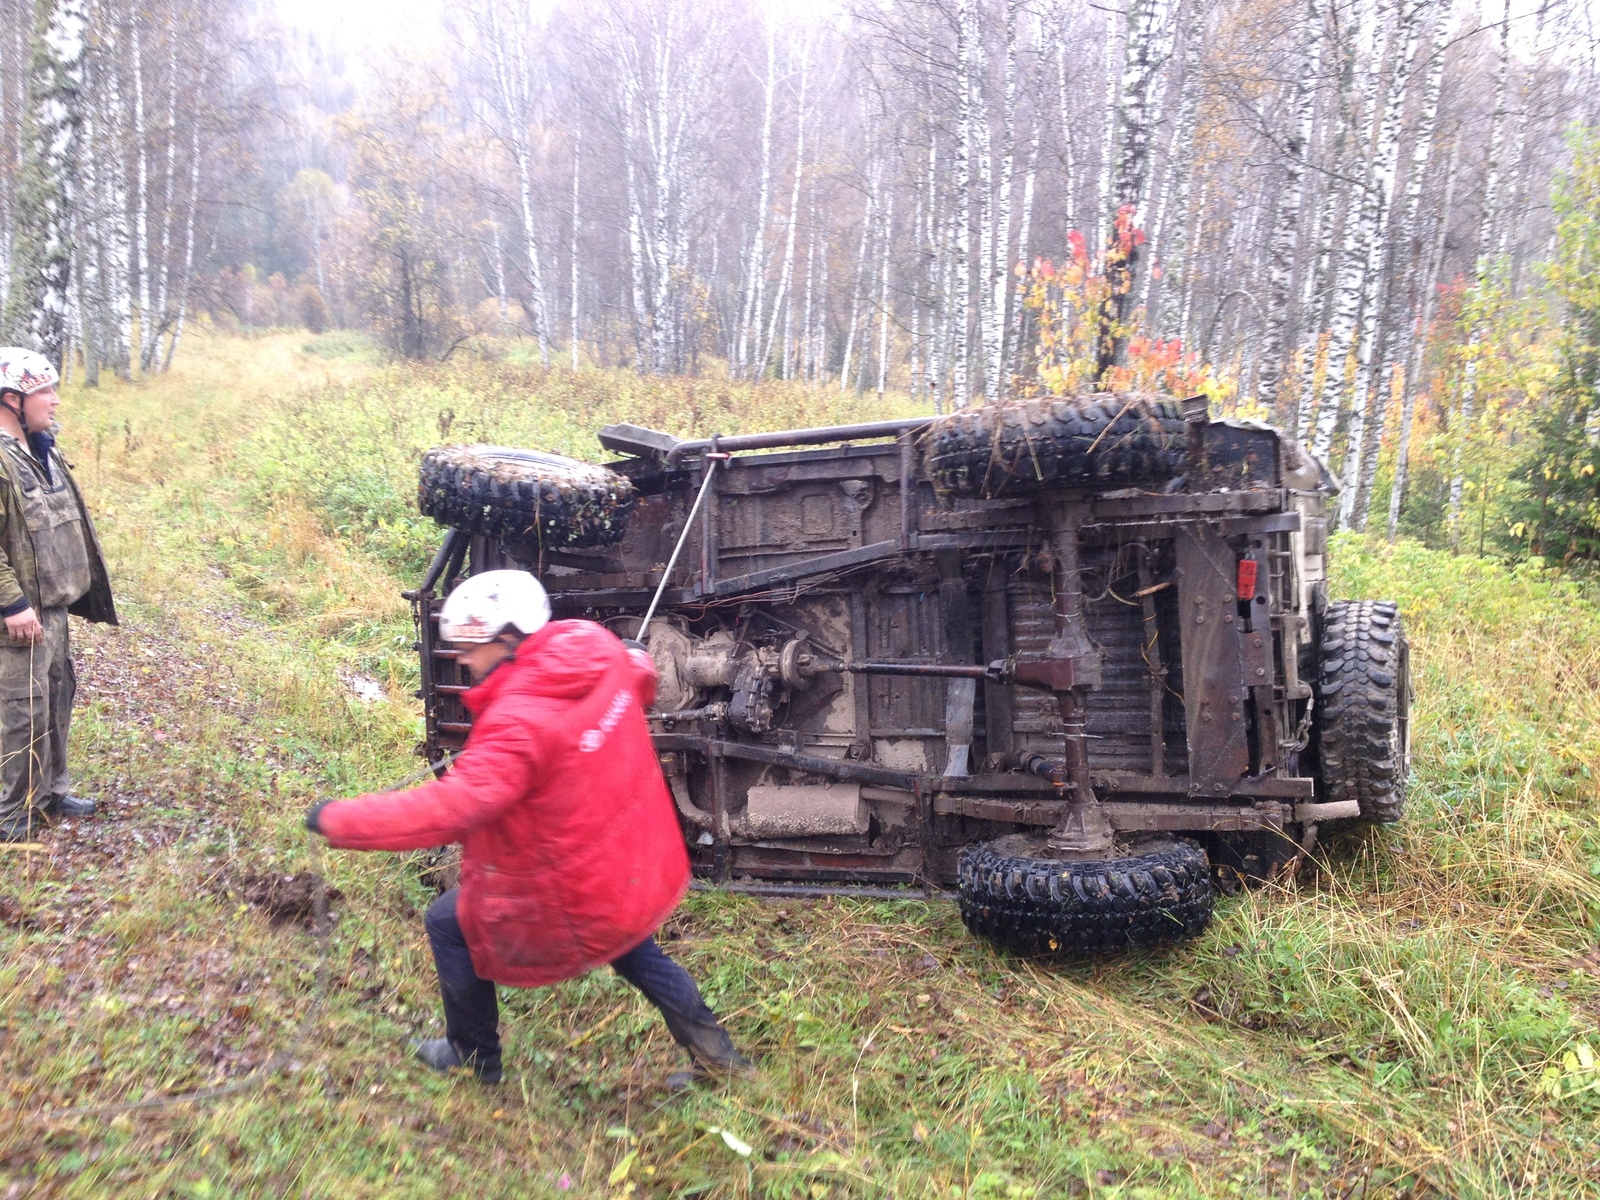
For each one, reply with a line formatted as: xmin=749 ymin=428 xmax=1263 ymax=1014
xmin=317 ymin=620 xmax=689 ymax=987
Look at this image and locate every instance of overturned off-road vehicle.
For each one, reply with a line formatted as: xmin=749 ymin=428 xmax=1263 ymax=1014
xmin=409 ymin=394 xmax=1411 ymax=957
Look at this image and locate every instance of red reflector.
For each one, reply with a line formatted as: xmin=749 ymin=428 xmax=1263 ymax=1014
xmin=1237 ymin=559 xmax=1259 ymax=601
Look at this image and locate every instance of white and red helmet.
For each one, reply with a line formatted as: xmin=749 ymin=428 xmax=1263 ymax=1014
xmin=439 ymin=570 xmax=551 ymax=644
xmin=0 ymin=348 xmax=60 ymax=397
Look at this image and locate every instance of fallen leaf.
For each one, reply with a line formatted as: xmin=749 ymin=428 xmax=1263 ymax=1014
xmin=608 ymin=1149 xmax=637 ymax=1185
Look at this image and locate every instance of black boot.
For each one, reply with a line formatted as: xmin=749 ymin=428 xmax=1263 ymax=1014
xmin=413 ymin=1037 xmax=502 ymax=1084
xmin=664 ymin=1019 xmax=755 ymax=1089
xmin=46 ymin=794 xmax=96 ymax=819
xmin=0 ymin=813 xmax=41 ymax=842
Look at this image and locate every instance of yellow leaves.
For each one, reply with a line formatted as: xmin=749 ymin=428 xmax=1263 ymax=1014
xmin=1539 ymin=1040 xmax=1600 ymax=1101
xmin=607 ymin=1149 xmax=637 ymax=1186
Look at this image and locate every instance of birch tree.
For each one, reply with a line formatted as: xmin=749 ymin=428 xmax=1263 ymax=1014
xmin=4 ymin=0 xmax=88 ymax=362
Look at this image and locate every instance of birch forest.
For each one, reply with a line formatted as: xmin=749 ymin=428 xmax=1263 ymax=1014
xmin=3 ymin=0 xmax=1599 ymax=560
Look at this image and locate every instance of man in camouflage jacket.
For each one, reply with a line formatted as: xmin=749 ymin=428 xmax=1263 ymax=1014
xmin=0 ymin=348 xmax=117 ymax=842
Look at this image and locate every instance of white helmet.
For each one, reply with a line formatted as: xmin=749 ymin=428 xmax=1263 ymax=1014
xmin=0 ymin=348 xmax=60 ymax=397
xmin=439 ymin=570 xmax=551 ymax=643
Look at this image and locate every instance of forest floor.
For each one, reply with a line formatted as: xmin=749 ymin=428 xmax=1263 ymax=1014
xmin=1 ymin=326 xmax=1598 ymax=1199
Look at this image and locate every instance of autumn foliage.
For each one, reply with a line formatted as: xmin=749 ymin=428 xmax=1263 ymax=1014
xmin=1017 ymin=206 xmax=1218 ymax=399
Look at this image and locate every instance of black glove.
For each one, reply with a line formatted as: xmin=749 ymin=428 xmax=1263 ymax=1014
xmin=304 ymin=799 xmax=333 ymax=835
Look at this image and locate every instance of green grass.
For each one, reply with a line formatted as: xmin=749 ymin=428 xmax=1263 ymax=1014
xmin=2 ymin=325 xmax=1598 ymax=1198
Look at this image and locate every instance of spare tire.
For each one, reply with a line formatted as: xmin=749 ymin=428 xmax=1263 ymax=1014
xmin=418 ymin=445 xmax=636 ymax=549
xmin=923 ymin=394 xmax=1188 ymax=497
xmin=1313 ymin=600 xmax=1411 ymax=823
xmin=956 ymin=834 xmax=1213 ymax=956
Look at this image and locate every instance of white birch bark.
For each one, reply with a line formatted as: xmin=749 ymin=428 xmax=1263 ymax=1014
xmin=1178 ymin=177 xmax=1206 ymax=345
xmin=620 ymin=80 xmax=649 ymax=367
xmin=1389 ymin=134 xmax=1458 ymax=539
xmin=1006 ymin=118 xmax=1039 ymax=385
xmin=1338 ymin=2 xmax=1422 ymax=528
xmin=1105 ymin=0 xmax=1174 ymax=370
xmin=485 ymin=1 xmax=551 ymax=366
xmin=758 ymin=36 xmax=808 ymax=379
xmin=570 ymin=130 xmax=580 ymax=368
xmin=1054 ymin=19 xmax=1076 ymax=237
xmin=1310 ymin=3 xmax=1382 ymax=463
xmin=801 ymin=187 xmax=815 ymax=384
xmin=929 ymin=172 xmax=953 ymax=411
xmin=986 ymin=0 xmax=1018 ymax=401
xmin=1257 ymin=0 xmax=1321 ymax=418
xmin=738 ymin=20 xmax=775 ymax=379
xmin=98 ymin=29 xmax=132 ymax=376
xmin=875 ymin=184 xmax=894 ymax=397
xmin=131 ymin=12 xmax=149 ymax=368
xmin=971 ymin=0 xmax=995 ymax=401
xmin=814 ymin=223 xmax=828 ymax=384
xmin=1096 ymin=3 xmax=1120 ymax=250
xmin=1139 ymin=0 xmax=1199 ymax=331
xmin=5 ymin=0 xmax=87 ymax=362
xmin=1355 ymin=2 xmax=1450 ymax=528
xmin=1447 ymin=0 xmax=1512 ymax=542
xmin=909 ymin=157 xmax=923 ymax=400
xmin=838 ymin=162 xmax=876 ymax=393
xmin=161 ymin=69 xmax=202 ymax=372
xmin=954 ymin=0 xmax=976 ymax=408
xmin=145 ymin=19 xmax=178 ymax=370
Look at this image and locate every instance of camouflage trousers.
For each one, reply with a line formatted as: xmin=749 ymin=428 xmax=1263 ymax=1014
xmin=0 ymin=608 xmax=76 ymax=829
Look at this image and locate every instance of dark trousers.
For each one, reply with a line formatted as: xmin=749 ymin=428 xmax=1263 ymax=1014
xmin=423 ymin=887 xmax=720 ymax=1067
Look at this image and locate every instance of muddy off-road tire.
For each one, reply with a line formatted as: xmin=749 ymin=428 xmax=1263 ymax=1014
xmin=923 ymin=394 xmax=1189 ymax=497
xmin=956 ymin=835 xmax=1213 ymax=956
xmin=418 ymin=445 xmax=636 ymax=549
xmin=1313 ymin=600 xmax=1411 ymax=823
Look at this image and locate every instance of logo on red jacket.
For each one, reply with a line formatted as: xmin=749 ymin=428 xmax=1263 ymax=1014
xmin=578 ymin=688 xmax=634 ymax=753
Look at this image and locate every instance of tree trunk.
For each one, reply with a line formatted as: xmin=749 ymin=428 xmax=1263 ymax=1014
xmin=1388 ymin=133 xmax=1458 ymax=540
xmin=839 ymin=162 xmax=876 ymax=393
xmin=131 ymin=12 xmax=149 ymax=369
xmin=1257 ymin=0 xmax=1321 ymax=420
xmin=146 ymin=18 xmax=179 ymax=371
xmin=5 ymin=0 xmax=88 ymax=364
xmin=739 ymin=20 xmax=775 ymax=379
xmin=1338 ymin=2 xmax=1423 ymax=529
xmin=876 ymin=184 xmax=894 ymax=397
xmin=486 ymin=2 xmax=550 ymax=366
xmin=570 ymin=130 xmax=581 ymax=368
xmin=1448 ymin=0 xmax=1512 ymax=546
xmin=1311 ymin=3 xmax=1386 ymax=464
xmin=162 ymin=59 xmax=203 ymax=371
xmin=759 ymin=36 xmax=809 ymax=379
xmin=1103 ymin=0 xmax=1174 ymax=376
xmin=954 ymin=0 xmax=976 ymax=408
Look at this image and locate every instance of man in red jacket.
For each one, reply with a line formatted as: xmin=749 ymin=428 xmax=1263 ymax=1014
xmin=306 ymin=569 xmax=750 ymax=1085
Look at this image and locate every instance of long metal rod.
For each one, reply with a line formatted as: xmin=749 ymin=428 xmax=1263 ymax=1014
xmin=638 ymin=455 xmax=723 ymax=640
xmin=691 ymin=880 xmax=948 ymax=901
xmin=843 ymin=660 xmax=1002 ymax=680
xmin=665 ymin=417 xmax=933 ymax=465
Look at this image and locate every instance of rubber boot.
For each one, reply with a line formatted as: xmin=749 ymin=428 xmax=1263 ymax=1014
xmin=0 ymin=813 xmax=40 ymax=843
xmin=413 ymin=1036 xmax=502 ymax=1084
xmin=47 ymin=794 xmax=96 ymax=818
xmin=664 ymin=1019 xmax=755 ymax=1090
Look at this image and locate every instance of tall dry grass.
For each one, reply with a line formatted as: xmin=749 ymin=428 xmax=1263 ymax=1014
xmin=0 ymin=327 xmax=1593 ymax=1197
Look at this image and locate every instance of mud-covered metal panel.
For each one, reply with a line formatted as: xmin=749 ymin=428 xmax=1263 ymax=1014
xmin=1007 ymin=555 xmax=1188 ymax=774
xmin=1175 ymin=525 xmax=1250 ymax=796
xmin=1203 ymin=422 xmax=1281 ymax=491
xmin=866 ymin=585 xmax=947 ymax=740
